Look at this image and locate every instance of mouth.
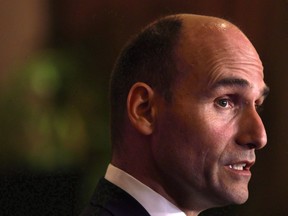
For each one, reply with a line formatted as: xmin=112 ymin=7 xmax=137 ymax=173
xmin=226 ymin=161 xmax=254 ymax=175
xmin=228 ymin=163 xmax=247 ymax=171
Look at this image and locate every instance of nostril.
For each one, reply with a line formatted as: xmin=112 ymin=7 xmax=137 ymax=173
xmin=247 ymin=143 xmax=257 ymax=149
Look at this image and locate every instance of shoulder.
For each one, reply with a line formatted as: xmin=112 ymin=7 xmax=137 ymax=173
xmin=79 ymin=178 xmax=150 ymax=216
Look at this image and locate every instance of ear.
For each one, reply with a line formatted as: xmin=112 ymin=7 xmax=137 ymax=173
xmin=127 ymin=82 xmax=156 ymax=135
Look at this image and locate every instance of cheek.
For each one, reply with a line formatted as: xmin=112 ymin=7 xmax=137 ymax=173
xmin=195 ymin=116 xmax=237 ymax=173
xmin=153 ymin=112 xmax=215 ymax=177
xmin=201 ymin=106 xmax=238 ymax=146
xmin=152 ymin=112 xmax=201 ymax=175
xmin=154 ymin=102 xmax=236 ymax=163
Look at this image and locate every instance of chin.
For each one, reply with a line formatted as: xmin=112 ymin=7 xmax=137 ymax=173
xmin=227 ymin=190 xmax=249 ymax=205
xmin=236 ymin=195 xmax=249 ymax=204
xmin=213 ymin=187 xmax=249 ymax=207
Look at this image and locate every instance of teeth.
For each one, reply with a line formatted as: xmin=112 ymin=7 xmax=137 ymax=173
xmin=229 ymin=163 xmax=246 ymax=170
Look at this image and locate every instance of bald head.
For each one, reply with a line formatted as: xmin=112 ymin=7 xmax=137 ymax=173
xmin=172 ymin=14 xmax=263 ymax=90
xmin=179 ymin=14 xmax=258 ymax=60
xmin=110 ymin=13 xmax=262 ymax=145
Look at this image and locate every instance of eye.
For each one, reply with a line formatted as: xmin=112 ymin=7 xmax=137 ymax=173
xmin=215 ymin=98 xmax=233 ymax=108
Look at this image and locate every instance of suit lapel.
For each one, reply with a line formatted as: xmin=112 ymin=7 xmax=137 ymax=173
xmin=90 ymin=178 xmax=150 ymax=216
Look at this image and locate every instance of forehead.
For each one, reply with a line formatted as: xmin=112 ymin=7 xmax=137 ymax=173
xmin=174 ymin=23 xmax=266 ymax=95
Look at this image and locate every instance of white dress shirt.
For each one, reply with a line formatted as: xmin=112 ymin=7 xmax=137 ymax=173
xmin=105 ymin=164 xmax=186 ymax=216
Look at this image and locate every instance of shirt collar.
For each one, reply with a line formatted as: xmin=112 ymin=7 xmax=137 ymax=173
xmin=105 ymin=164 xmax=186 ymax=216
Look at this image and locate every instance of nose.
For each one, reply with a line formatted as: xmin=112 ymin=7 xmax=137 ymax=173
xmin=236 ymin=108 xmax=267 ymax=150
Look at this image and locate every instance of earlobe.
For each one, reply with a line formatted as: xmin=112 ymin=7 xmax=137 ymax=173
xmin=127 ymin=82 xmax=156 ymax=135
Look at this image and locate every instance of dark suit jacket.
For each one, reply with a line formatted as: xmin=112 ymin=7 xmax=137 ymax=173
xmin=80 ymin=178 xmax=150 ymax=216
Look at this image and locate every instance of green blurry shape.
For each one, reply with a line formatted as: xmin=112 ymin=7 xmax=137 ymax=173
xmin=29 ymin=59 xmax=60 ymax=97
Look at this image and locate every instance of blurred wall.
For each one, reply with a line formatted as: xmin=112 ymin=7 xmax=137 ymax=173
xmin=0 ymin=0 xmax=49 ymax=84
xmin=1 ymin=0 xmax=287 ymax=215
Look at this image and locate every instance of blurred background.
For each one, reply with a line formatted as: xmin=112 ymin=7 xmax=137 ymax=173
xmin=0 ymin=0 xmax=287 ymax=215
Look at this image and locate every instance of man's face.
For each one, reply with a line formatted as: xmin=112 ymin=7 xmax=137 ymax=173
xmin=152 ymin=28 xmax=268 ymax=209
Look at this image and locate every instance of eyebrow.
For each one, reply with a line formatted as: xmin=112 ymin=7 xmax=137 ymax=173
xmin=211 ymin=78 xmax=270 ymax=98
xmin=212 ymin=78 xmax=249 ymax=88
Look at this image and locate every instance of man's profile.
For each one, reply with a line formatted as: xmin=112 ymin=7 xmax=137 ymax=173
xmin=80 ymin=13 xmax=269 ymax=216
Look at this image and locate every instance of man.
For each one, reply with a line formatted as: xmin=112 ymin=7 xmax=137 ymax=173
xmin=80 ymin=14 xmax=269 ymax=216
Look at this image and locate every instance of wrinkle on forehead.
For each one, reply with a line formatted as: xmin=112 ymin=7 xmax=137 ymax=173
xmin=204 ymin=47 xmax=264 ymax=85
xmin=175 ymin=15 xmax=263 ymax=78
xmin=171 ymin=14 xmax=265 ymax=99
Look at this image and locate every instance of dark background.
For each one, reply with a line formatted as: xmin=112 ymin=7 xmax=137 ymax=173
xmin=0 ymin=0 xmax=287 ymax=215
